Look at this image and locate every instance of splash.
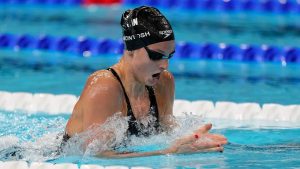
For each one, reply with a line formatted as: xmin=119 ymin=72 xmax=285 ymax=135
xmin=124 ymin=113 xmax=208 ymax=152
xmin=0 ymin=112 xmax=214 ymax=161
xmin=62 ymin=112 xmax=129 ymax=156
xmin=0 ymin=135 xmax=20 ymax=150
xmin=0 ymin=132 xmax=62 ymax=162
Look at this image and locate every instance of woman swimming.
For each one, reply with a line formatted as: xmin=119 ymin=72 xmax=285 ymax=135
xmin=63 ymin=6 xmax=227 ymax=158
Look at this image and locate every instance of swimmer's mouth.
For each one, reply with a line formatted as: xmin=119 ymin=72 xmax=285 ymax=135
xmin=152 ymin=73 xmax=160 ymax=79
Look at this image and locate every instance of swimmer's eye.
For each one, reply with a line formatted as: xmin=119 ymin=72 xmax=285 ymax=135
xmin=144 ymin=46 xmax=175 ymax=61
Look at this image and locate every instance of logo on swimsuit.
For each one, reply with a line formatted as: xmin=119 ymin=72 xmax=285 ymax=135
xmin=159 ymin=30 xmax=173 ymax=39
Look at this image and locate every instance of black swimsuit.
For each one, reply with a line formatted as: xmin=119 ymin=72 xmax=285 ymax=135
xmin=107 ymin=68 xmax=160 ymax=136
xmin=61 ymin=68 xmax=160 ymax=144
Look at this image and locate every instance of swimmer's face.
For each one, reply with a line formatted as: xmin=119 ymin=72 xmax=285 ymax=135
xmin=131 ymin=40 xmax=175 ymax=86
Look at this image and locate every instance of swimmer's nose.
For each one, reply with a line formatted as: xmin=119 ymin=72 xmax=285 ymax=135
xmin=159 ymin=59 xmax=169 ymax=70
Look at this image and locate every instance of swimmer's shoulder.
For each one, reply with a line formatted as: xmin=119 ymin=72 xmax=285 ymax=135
xmin=80 ymin=69 xmax=123 ymax=99
xmin=89 ymin=69 xmax=122 ymax=86
xmin=74 ymin=70 xmax=125 ymax=130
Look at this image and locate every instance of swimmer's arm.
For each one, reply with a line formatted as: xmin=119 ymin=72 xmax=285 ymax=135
xmin=97 ymin=147 xmax=219 ymax=158
xmin=81 ymin=73 xmax=123 ymax=130
xmin=97 ymin=124 xmax=226 ymax=158
xmin=79 ymin=72 xmax=124 ymax=147
xmin=96 ymin=149 xmax=170 ymax=158
xmin=159 ymin=71 xmax=178 ymax=133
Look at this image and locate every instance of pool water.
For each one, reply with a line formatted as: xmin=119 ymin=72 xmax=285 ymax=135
xmin=1 ymin=48 xmax=300 ymax=167
xmin=1 ymin=49 xmax=300 ymax=104
xmin=0 ymin=109 xmax=300 ymax=168
xmin=1 ymin=6 xmax=300 ymax=47
xmin=1 ymin=4 xmax=300 ymax=169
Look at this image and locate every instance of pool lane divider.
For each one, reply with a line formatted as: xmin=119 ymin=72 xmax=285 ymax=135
xmin=1 ymin=0 xmax=300 ymax=14
xmin=0 ymin=33 xmax=125 ymax=58
xmin=0 ymin=0 xmax=121 ymax=6
xmin=124 ymin=0 xmax=300 ymax=14
xmin=1 ymin=91 xmax=300 ymax=123
xmin=1 ymin=33 xmax=300 ymax=63
xmin=0 ymin=161 xmax=152 ymax=169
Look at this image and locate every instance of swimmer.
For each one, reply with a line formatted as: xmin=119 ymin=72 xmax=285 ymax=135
xmin=63 ymin=6 xmax=227 ymax=158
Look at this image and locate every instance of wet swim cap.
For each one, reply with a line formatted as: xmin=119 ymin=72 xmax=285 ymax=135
xmin=121 ymin=6 xmax=175 ymax=51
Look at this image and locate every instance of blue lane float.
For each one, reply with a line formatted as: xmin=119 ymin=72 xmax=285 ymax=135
xmin=174 ymin=42 xmax=201 ymax=59
xmin=124 ymin=0 xmax=300 ymax=14
xmin=56 ymin=36 xmax=77 ymax=53
xmin=200 ymin=0 xmax=223 ymax=11
xmin=1 ymin=0 xmax=299 ymax=13
xmin=0 ymin=0 xmax=82 ymax=5
xmin=77 ymin=37 xmax=96 ymax=56
xmin=242 ymin=0 xmax=260 ymax=11
xmin=285 ymin=47 xmax=300 ymax=63
xmin=0 ymin=33 xmax=16 ymax=48
xmin=220 ymin=44 xmax=243 ymax=61
xmin=200 ymin=43 xmax=221 ymax=59
xmin=1 ymin=33 xmax=300 ymax=64
xmin=221 ymin=0 xmax=241 ymax=11
xmin=37 ymin=35 xmax=57 ymax=50
xmin=179 ymin=0 xmax=199 ymax=10
xmin=16 ymin=34 xmax=37 ymax=49
xmin=262 ymin=45 xmax=284 ymax=62
xmin=96 ymin=39 xmax=112 ymax=54
xmin=241 ymin=45 xmax=264 ymax=62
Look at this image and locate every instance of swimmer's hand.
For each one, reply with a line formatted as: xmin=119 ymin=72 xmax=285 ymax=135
xmin=97 ymin=123 xmax=227 ymax=158
xmin=165 ymin=123 xmax=227 ymax=154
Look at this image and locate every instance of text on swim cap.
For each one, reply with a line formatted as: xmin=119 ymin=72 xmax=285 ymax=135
xmin=123 ymin=31 xmax=151 ymax=41
xmin=125 ymin=18 xmax=139 ymax=28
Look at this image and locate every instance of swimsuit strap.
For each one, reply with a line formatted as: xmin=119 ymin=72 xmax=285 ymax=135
xmin=107 ymin=67 xmax=160 ymax=136
xmin=107 ymin=68 xmax=133 ymax=116
xmin=107 ymin=68 xmax=139 ymax=135
xmin=146 ymin=86 xmax=159 ymax=125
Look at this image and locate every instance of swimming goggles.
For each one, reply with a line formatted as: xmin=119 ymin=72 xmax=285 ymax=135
xmin=144 ymin=46 xmax=175 ymax=61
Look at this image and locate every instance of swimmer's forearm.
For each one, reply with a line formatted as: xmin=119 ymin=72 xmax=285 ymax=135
xmin=97 ymin=148 xmax=172 ymax=158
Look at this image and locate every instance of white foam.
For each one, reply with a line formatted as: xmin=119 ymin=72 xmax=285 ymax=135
xmin=0 ymin=135 xmax=20 ymax=151
xmin=80 ymin=164 xmax=105 ymax=169
xmin=0 ymin=162 xmax=156 ymax=169
xmin=0 ymin=91 xmax=300 ymax=123
xmin=0 ymin=162 xmax=154 ymax=169
xmin=0 ymin=161 xmax=28 ymax=169
xmin=105 ymin=166 xmax=129 ymax=169
xmin=29 ymin=162 xmax=54 ymax=169
xmin=52 ymin=163 xmax=78 ymax=169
